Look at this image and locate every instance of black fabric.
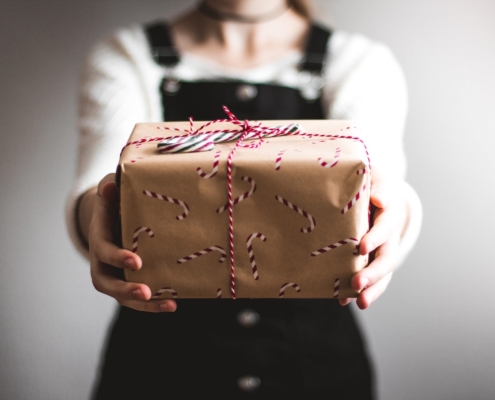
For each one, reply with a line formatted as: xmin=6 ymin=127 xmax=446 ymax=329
xmin=93 ymin=301 xmax=374 ymax=399
xmin=161 ymin=81 xmax=327 ymax=121
xmin=300 ymin=23 xmax=332 ymax=72
xmin=144 ymin=20 xmax=331 ymax=73
xmin=92 ymin=20 xmax=375 ymax=400
xmin=144 ymin=21 xmax=180 ymax=66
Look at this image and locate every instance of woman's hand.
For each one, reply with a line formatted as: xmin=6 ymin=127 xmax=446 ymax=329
xmin=339 ymin=168 xmax=409 ymax=310
xmin=86 ymin=173 xmax=177 ymax=313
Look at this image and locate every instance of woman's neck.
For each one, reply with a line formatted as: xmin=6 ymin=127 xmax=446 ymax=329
xmin=171 ymin=1 xmax=310 ymax=70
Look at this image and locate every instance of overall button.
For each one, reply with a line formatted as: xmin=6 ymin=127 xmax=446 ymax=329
xmin=237 ymin=375 xmax=261 ymax=392
xmin=237 ymin=309 xmax=260 ymax=327
xmin=163 ymin=78 xmax=180 ymax=95
xmin=236 ymin=84 xmax=258 ymax=101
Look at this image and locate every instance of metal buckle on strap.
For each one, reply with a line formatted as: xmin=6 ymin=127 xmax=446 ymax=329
xmin=298 ymin=70 xmax=324 ymax=102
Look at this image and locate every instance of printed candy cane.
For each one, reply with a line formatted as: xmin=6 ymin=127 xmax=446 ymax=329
xmin=151 ymin=287 xmax=178 ymax=299
xmin=246 ymin=233 xmax=267 ymax=280
xmin=197 ymin=150 xmax=221 ymax=179
xmin=356 ymin=168 xmax=367 ymax=175
xmin=274 ymin=149 xmax=288 ymax=170
xmin=216 ymin=176 xmax=256 ymax=213
xmin=311 ymin=238 xmax=359 ymax=257
xmin=275 ymin=195 xmax=315 ymax=233
xmin=341 ymin=184 xmax=366 ymax=214
xmin=333 ymin=278 xmax=340 ymax=298
xmin=142 ymin=190 xmax=189 ymax=220
xmin=157 ymin=134 xmax=214 ymax=153
xmin=279 ymin=282 xmax=301 ymax=298
xmin=274 ymin=149 xmax=305 ymax=170
xmin=177 ymin=245 xmax=227 ymax=264
xmin=132 ymin=226 xmax=154 ymax=253
xmin=318 ymin=147 xmax=341 ymax=168
xmin=216 ymin=289 xmax=222 ymax=298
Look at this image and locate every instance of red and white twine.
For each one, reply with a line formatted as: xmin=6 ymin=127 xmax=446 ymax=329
xmin=216 ymin=176 xmax=256 ymax=214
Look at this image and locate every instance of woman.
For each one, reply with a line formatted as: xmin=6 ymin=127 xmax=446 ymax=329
xmin=67 ymin=0 xmax=422 ymax=398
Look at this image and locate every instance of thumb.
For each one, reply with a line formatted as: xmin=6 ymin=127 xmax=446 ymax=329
xmin=97 ymin=173 xmax=118 ymax=204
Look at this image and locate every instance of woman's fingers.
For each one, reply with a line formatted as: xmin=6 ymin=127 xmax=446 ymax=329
xmin=351 ymin=232 xmax=399 ymax=308
xmin=121 ymin=298 xmax=178 ymax=313
xmin=90 ymin=260 xmax=177 ymax=312
xmin=355 ymin=271 xmax=393 ymax=310
xmin=88 ymin=173 xmax=178 ymax=313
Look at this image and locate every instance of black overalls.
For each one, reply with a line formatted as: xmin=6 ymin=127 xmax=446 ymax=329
xmin=92 ymin=21 xmax=375 ymax=400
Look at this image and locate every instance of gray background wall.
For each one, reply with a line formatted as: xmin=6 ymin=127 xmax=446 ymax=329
xmin=1 ymin=1 xmax=494 ymax=399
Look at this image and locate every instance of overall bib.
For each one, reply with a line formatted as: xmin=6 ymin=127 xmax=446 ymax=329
xmin=92 ymin=21 xmax=375 ymax=400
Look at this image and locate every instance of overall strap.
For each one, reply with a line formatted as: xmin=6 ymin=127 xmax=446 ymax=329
xmin=144 ymin=21 xmax=180 ymax=66
xmin=300 ymin=23 xmax=332 ymax=73
xmin=144 ymin=20 xmax=332 ymax=72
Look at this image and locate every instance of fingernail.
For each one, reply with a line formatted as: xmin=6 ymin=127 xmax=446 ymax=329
xmin=124 ymin=258 xmax=136 ymax=270
xmin=131 ymin=289 xmax=141 ymax=299
xmin=159 ymin=302 xmax=169 ymax=311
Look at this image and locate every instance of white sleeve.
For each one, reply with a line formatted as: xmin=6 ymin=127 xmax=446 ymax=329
xmin=322 ymin=32 xmax=422 ymax=267
xmin=65 ymin=25 xmax=162 ymax=260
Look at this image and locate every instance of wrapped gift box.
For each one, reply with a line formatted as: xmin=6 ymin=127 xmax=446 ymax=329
xmin=117 ymin=118 xmax=371 ymax=299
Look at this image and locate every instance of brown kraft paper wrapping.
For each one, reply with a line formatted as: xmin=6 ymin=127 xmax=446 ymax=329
xmin=118 ymin=119 xmax=371 ymax=299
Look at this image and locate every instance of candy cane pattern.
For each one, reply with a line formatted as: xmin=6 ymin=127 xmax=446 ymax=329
xmin=142 ymin=190 xmax=189 ymax=220
xmin=275 ymin=195 xmax=315 ymax=233
xmin=341 ymin=184 xmax=366 ymax=214
xmin=274 ymin=149 xmax=287 ymax=170
xmin=216 ymin=176 xmax=256 ymax=214
xmin=132 ymin=227 xmax=154 ymax=253
xmin=151 ymin=287 xmax=178 ymax=299
xmin=356 ymin=168 xmax=367 ymax=175
xmin=197 ymin=150 xmax=221 ymax=179
xmin=177 ymin=245 xmax=227 ymax=264
xmin=246 ymin=233 xmax=267 ymax=280
xmin=157 ymin=134 xmax=214 ymax=153
xmin=311 ymin=238 xmax=359 ymax=257
xmin=216 ymin=288 xmax=222 ymax=298
xmin=333 ymin=278 xmax=340 ymax=298
xmin=318 ymin=147 xmax=341 ymax=168
xmin=279 ymin=282 xmax=301 ymax=298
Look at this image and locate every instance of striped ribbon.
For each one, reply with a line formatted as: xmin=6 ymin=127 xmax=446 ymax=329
xmin=121 ymin=106 xmax=372 ymax=299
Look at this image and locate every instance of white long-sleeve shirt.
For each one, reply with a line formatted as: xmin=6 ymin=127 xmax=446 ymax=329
xmin=66 ymin=23 xmax=422 ymax=267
